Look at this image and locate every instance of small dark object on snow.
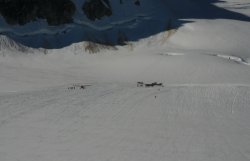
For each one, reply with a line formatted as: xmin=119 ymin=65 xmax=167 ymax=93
xmin=145 ymin=83 xmax=154 ymax=87
xmin=68 ymin=86 xmax=75 ymax=90
xmin=68 ymin=84 xmax=90 ymax=90
xmin=145 ymin=82 xmax=164 ymax=88
xmin=137 ymin=81 xmax=144 ymax=87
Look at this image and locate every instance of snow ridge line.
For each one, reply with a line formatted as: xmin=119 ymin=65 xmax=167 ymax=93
xmin=215 ymin=54 xmax=250 ymax=65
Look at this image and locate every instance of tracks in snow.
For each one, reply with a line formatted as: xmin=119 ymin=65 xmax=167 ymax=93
xmin=158 ymin=51 xmax=250 ymax=66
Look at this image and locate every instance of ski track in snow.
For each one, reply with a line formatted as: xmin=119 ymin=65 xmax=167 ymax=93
xmin=214 ymin=54 xmax=250 ymax=65
xmin=158 ymin=51 xmax=250 ymax=66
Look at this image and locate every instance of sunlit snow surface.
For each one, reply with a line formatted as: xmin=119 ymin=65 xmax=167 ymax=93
xmin=0 ymin=0 xmax=250 ymax=161
xmin=1 ymin=84 xmax=250 ymax=161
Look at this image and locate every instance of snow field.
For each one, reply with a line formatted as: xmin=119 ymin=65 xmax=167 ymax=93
xmin=0 ymin=84 xmax=250 ymax=161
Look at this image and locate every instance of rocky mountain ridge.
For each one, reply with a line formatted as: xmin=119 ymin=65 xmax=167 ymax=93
xmin=1 ymin=0 xmax=249 ymax=49
xmin=0 ymin=0 xmax=140 ymax=26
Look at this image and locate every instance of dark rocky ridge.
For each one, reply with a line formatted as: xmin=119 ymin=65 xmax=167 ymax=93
xmin=0 ymin=0 xmax=75 ymax=26
xmin=82 ymin=0 xmax=112 ymax=21
xmin=0 ymin=0 xmax=143 ymax=25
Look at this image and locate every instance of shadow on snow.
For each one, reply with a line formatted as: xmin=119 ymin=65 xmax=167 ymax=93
xmin=0 ymin=0 xmax=250 ymax=49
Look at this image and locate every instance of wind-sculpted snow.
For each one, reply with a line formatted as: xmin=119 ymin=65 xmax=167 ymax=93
xmin=0 ymin=84 xmax=250 ymax=161
xmin=0 ymin=0 xmax=249 ymax=48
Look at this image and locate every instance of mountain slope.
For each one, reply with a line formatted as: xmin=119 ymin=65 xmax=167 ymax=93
xmin=0 ymin=35 xmax=27 ymax=52
xmin=0 ymin=1 xmax=250 ymax=161
xmin=0 ymin=0 xmax=171 ymax=48
xmin=1 ymin=0 xmax=249 ymax=48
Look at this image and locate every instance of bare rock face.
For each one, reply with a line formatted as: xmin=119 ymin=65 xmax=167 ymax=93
xmin=134 ymin=0 xmax=140 ymax=6
xmin=82 ymin=0 xmax=112 ymax=21
xmin=0 ymin=0 xmax=76 ymax=26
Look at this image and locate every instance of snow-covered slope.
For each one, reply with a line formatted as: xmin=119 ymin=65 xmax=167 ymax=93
xmin=0 ymin=35 xmax=28 ymax=52
xmin=1 ymin=83 xmax=250 ymax=161
xmin=1 ymin=47 xmax=250 ymax=92
xmin=0 ymin=35 xmax=45 ymax=57
xmin=0 ymin=0 xmax=250 ymax=161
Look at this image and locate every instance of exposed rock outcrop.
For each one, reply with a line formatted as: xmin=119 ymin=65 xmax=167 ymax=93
xmin=82 ymin=0 xmax=112 ymax=21
xmin=0 ymin=0 xmax=75 ymax=26
xmin=134 ymin=0 xmax=140 ymax=6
